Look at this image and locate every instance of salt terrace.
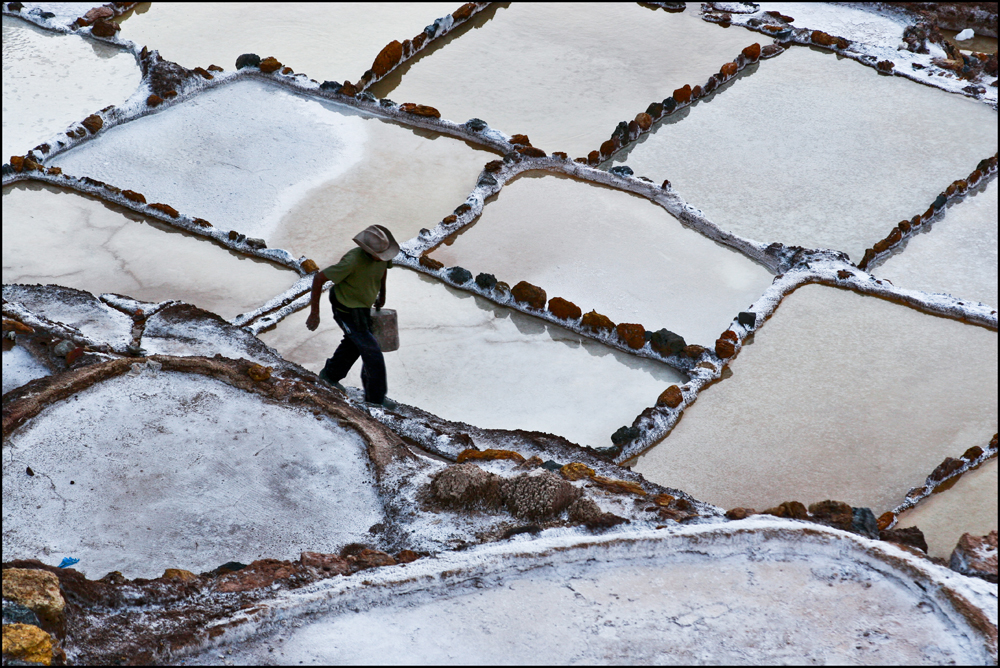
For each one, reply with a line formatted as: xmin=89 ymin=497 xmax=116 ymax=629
xmin=1 ymin=1 xmax=997 ymax=665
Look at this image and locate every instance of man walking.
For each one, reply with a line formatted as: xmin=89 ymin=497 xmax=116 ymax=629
xmin=306 ymin=225 xmax=399 ymax=406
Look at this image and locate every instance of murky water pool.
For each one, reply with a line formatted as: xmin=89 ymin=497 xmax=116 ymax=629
xmin=613 ymin=46 xmax=999 ymax=263
xmin=2 ymin=15 xmax=140 ymax=159
xmin=2 ymin=183 xmax=298 ymax=319
xmin=52 ymin=79 xmax=492 ymax=256
xmin=633 ymin=285 xmax=998 ymax=514
xmin=940 ymin=28 xmax=998 ymax=55
xmin=430 ymin=171 xmax=773 ymax=345
xmin=116 ymin=2 xmax=457 ymax=78
xmin=895 ymin=458 xmax=998 ymax=559
xmin=260 ymin=269 xmax=686 ymax=448
xmin=371 ymin=4 xmax=758 ymax=157
xmin=875 ymin=178 xmax=997 ymax=309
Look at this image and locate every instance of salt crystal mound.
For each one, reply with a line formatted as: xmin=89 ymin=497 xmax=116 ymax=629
xmin=896 ymin=458 xmax=998 ymax=560
xmin=613 ymin=46 xmax=999 ymax=264
xmin=2 ymin=345 xmax=50 ymax=395
xmin=116 ymin=2 xmax=457 ymax=75
xmin=756 ymin=2 xmax=910 ymax=49
xmin=372 ymin=4 xmax=758 ymax=157
xmin=634 ymin=285 xmax=998 ymax=514
xmin=2 ymin=283 xmax=133 ymax=352
xmin=185 ymin=522 xmax=995 ymax=665
xmin=2 ymin=183 xmax=299 ymax=320
xmin=51 ymin=79 xmax=491 ymax=248
xmin=261 ymin=269 xmax=686 ymax=448
xmin=1 ymin=372 xmax=383 ymax=579
xmin=1 ymin=15 xmax=141 ymax=159
xmin=430 ymin=172 xmax=774 ymax=345
xmin=875 ymin=178 xmax=998 ymax=310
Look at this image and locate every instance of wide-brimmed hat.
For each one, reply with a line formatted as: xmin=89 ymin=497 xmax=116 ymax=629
xmin=353 ymin=224 xmax=399 ymax=261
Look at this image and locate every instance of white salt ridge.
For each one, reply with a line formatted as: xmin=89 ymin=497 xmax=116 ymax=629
xmin=756 ymin=2 xmax=911 ymax=49
xmin=2 ymin=345 xmax=51 ymax=395
xmin=3 ymin=284 xmax=134 ymax=352
xmin=52 ymin=80 xmax=366 ymax=241
xmin=2 ymin=371 xmax=384 ymax=579
xmin=179 ymin=519 xmax=998 ymax=666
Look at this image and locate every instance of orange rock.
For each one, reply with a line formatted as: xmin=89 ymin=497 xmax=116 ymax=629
xmin=955 ymin=179 xmax=968 ymax=193
xmin=945 ymin=182 xmax=957 ymax=196
xmin=811 ymin=30 xmax=836 ymax=46
xmin=547 ymin=297 xmax=582 ymax=321
xmin=587 ymin=150 xmax=600 ymax=164
xmin=741 ymin=43 xmax=761 ymax=62
xmin=192 ymin=218 xmax=212 ymax=228
xmin=193 ymin=67 xmax=213 ymax=79
xmin=65 ymin=347 xmax=85 ymax=365
xmin=457 ymin=448 xmax=526 ymax=464
xmin=657 ymin=385 xmax=683 ymax=408
xmin=560 ymin=462 xmax=595 ymax=481
xmin=509 ymin=134 xmax=531 ymax=146
xmin=9 ymin=156 xmax=24 ymax=172
xmin=715 ymin=338 xmax=735 ymax=358
xmin=372 ymin=40 xmax=403 ymax=77
xmin=208 ymin=64 xmax=224 ymax=72
xmin=672 ymin=84 xmax=692 ymax=104
xmin=412 ymin=32 xmax=427 ymax=50
xmin=281 ymin=67 xmax=293 ymax=75
xmin=691 ymin=85 xmax=703 ymax=99
xmin=148 ymin=202 xmax=179 ymax=218
xmin=2 ymin=319 xmax=34 ymax=334
xmin=442 ymin=214 xmax=457 ymax=224
xmin=258 ymin=56 xmax=282 ymax=73
xmin=725 ymin=507 xmax=755 ymax=519
xmin=511 ymin=281 xmax=546 ymax=309
xmin=452 ymin=2 xmax=476 ymax=21
xmin=301 ymin=259 xmax=319 ymax=273
xmin=122 ymin=190 xmax=146 ymax=204
xmin=400 ymin=103 xmax=440 ymax=118
xmin=162 ymin=568 xmax=197 ymax=581
xmin=147 ymin=94 xmax=163 ymax=107
xmin=635 ymin=112 xmax=652 ymax=131
xmin=720 ymin=330 xmax=737 ymax=342
xmin=616 ymin=323 xmax=646 ymax=349
xmin=581 ymin=310 xmax=615 ymax=334
xmin=162 ymin=90 xmax=178 ymax=99
xmin=683 ymin=344 xmax=706 ymax=358
xmin=340 ymin=81 xmax=358 ymax=96
xmin=653 ymin=493 xmax=675 ymax=507
xmin=720 ymin=61 xmax=738 ymax=78
xmin=247 ymin=364 xmax=272 ymax=382
xmin=81 ymin=114 xmax=103 ymax=134
xmin=484 ymin=160 xmax=504 ymax=173
xmin=396 ymin=549 xmax=421 ymax=563
xmin=91 ymin=18 xmax=119 ymax=37
xmin=419 ymin=255 xmax=444 ymax=271
xmin=599 ymin=139 xmax=618 ymax=158
xmin=590 ymin=475 xmax=646 ymax=496
xmin=516 ymin=146 xmax=546 ymax=158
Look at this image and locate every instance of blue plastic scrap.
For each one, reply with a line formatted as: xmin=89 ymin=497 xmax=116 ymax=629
xmin=57 ymin=557 xmax=79 ymax=568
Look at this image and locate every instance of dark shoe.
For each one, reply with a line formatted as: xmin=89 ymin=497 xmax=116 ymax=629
xmin=318 ymin=369 xmax=345 ymax=391
xmin=366 ymin=396 xmax=397 ymax=410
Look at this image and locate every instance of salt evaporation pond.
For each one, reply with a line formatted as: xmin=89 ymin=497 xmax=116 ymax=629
xmin=875 ymin=178 xmax=998 ymax=309
xmin=52 ymin=79 xmax=492 ymax=254
xmin=612 ymin=46 xmax=999 ymax=263
xmin=896 ymin=458 xmax=998 ymax=559
xmin=756 ymin=2 xmax=909 ymax=49
xmin=116 ymin=2 xmax=457 ymax=78
xmin=2 ymin=183 xmax=298 ymax=320
xmin=2 ymin=346 xmax=50 ymax=395
xmin=183 ymin=526 xmax=994 ymax=665
xmin=430 ymin=172 xmax=774 ymax=345
xmin=1 ymin=15 xmax=140 ymax=159
xmin=1 ymin=371 xmax=384 ymax=579
xmin=633 ymin=285 xmax=998 ymax=514
xmin=3 ymin=283 xmax=133 ymax=350
xmin=371 ymin=4 xmax=758 ymax=157
xmin=261 ymin=269 xmax=685 ymax=448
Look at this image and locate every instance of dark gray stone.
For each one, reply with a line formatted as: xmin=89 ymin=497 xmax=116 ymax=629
xmin=2 ymin=600 xmax=41 ymax=627
xmin=645 ymin=102 xmax=664 ymax=118
xmin=379 ymin=98 xmax=395 ymax=107
xmin=738 ymin=311 xmax=756 ymax=328
xmin=662 ymin=97 xmax=677 ymax=113
xmin=357 ymin=91 xmax=376 ymax=103
xmin=320 ymin=80 xmax=342 ymax=91
xmin=447 ymin=266 xmax=473 ymax=284
xmin=477 ymin=173 xmax=497 ymax=188
xmin=541 ymin=460 xmax=563 ymax=472
xmin=465 ymin=118 xmax=488 ymax=131
xmin=246 ymin=237 xmax=266 ymax=250
xmin=612 ymin=121 xmax=629 ymax=144
xmin=649 ymin=329 xmax=686 ymax=356
xmin=475 ymin=273 xmax=497 ymax=291
xmin=851 ymin=507 xmax=879 ymax=539
xmin=235 ymin=53 xmax=261 ymax=70
xmin=934 ymin=194 xmax=947 ymax=209
xmin=611 ymin=425 xmax=640 ymax=445
xmin=609 ymin=165 xmax=634 ymax=177
xmin=880 ymin=526 xmax=928 ymax=553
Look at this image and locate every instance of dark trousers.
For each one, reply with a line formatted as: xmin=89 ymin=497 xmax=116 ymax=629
xmin=322 ymin=291 xmax=387 ymax=404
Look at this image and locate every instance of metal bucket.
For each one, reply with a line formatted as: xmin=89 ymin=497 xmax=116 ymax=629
xmin=370 ymin=308 xmax=399 ymax=352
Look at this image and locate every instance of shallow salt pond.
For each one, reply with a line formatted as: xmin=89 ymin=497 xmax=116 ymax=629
xmin=875 ymin=178 xmax=998 ymax=309
xmin=896 ymin=458 xmax=998 ymax=559
xmin=1 ymin=371 xmax=383 ymax=579
xmin=116 ymin=2 xmax=457 ymax=78
xmin=2 ymin=345 xmax=50 ymax=395
xmin=52 ymin=79 xmax=493 ymax=255
xmin=1 ymin=15 xmax=141 ymax=159
xmin=2 ymin=183 xmax=298 ymax=320
xmin=371 ymin=4 xmax=758 ymax=157
xmin=260 ymin=269 xmax=686 ymax=448
xmin=633 ymin=285 xmax=998 ymax=514
xmin=430 ymin=172 xmax=773 ymax=345
xmin=612 ymin=46 xmax=999 ymax=263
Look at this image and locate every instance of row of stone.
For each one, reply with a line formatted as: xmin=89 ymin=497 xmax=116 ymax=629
xmin=584 ymin=42 xmax=770 ymax=165
xmin=858 ymin=153 xmax=999 ymax=270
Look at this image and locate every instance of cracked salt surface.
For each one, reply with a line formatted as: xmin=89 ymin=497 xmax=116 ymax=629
xmin=2 ymin=183 xmax=299 ymax=320
xmin=875 ymin=177 xmax=998 ymax=309
xmin=179 ymin=522 xmax=995 ymax=665
xmin=2 ymin=345 xmax=50 ymax=395
xmin=116 ymin=2 xmax=457 ymax=76
xmin=613 ymin=46 xmax=999 ymax=263
xmin=897 ymin=458 xmax=998 ymax=559
xmin=1 ymin=15 xmax=140 ymax=159
xmin=3 ymin=283 xmax=134 ymax=352
xmin=1 ymin=371 xmax=383 ymax=579
xmin=756 ymin=2 xmax=911 ymax=49
xmin=634 ymin=285 xmax=998 ymax=514
xmin=372 ymin=4 xmax=758 ymax=157
xmin=430 ymin=171 xmax=774 ymax=345
xmin=260 ymin=269 xmax=685 ymax=449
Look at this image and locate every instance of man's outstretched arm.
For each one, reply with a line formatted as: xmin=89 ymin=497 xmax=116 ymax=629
xmin=306 ymin=271 xmax=328 ymax=331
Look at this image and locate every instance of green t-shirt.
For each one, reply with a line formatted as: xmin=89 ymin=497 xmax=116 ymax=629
xmin=322 ymin=247 xmax=390 ymax=309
